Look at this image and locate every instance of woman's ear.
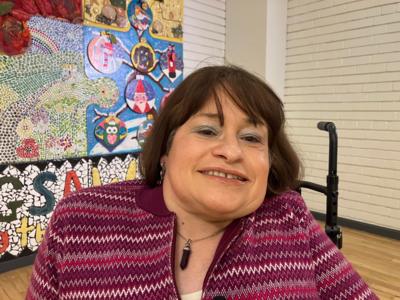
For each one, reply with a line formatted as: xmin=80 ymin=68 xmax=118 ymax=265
xmin=160 ymin=155 xmax=167 ymax=166
xmin=159 ymin=156 xmax=167 ymax=182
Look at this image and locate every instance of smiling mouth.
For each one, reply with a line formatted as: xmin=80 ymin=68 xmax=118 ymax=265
xmin=200 ymin=170 xmax=248 ymax=182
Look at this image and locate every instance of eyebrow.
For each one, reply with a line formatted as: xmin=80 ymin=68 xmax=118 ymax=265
xmin=196 ymin=113 xmax=219 ymax=119
xmin=196 ymin=112 xmax=258 ymax=126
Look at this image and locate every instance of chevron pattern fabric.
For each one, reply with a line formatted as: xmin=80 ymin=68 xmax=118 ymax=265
xmin=27 ymin=181 xmax=377 ymax=299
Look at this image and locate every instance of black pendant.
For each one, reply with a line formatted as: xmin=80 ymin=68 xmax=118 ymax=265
xmin=180 ymin=239 xmax=192 ymax=270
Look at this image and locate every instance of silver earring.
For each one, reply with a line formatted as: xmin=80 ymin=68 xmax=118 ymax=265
xmin=160 ymin=162 xmax=166 ymax=181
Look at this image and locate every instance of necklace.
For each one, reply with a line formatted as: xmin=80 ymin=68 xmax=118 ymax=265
xmin=177 ymin=227 xmax=226 ymax=270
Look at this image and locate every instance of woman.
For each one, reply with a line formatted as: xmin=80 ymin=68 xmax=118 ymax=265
xmin=27 ymin=65 xmax=377 ymax=299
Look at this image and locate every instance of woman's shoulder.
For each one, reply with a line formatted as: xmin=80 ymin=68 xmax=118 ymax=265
xmin=53 ymin=179 xmax=148 ymax=219
xmin=264 ymin=190 xmax=307 ymax=210
xmin=254 ymin=190 xmax=310 ymax=226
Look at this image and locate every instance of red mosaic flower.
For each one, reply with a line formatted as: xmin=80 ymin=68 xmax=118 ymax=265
xmin=0 ymin=14 xmax=31 ymax=55
xmin=50 ymin=0 xmax=82 ymax=23
xmin=16 ymin=138 xmax=39 ymax=159
xmin=0 ymin=0 xmax=82 ymax=56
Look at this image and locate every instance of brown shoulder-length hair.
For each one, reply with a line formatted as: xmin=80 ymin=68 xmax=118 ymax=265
xmin=141 ymin=65 xmax=302 ymax=197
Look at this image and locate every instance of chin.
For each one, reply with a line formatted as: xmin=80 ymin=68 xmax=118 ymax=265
xmin=202 ymin=202 xmax=250 ymax=220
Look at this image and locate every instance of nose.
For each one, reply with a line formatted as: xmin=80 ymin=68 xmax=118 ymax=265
xmin=211 ymin=134 xmax=243 ymax=162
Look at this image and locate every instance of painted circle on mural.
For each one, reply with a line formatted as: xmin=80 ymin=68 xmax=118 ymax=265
xmin=94 ymin=116 xmax=127 ymax=152
xmin=125 ymin=77 xmax=156 ymax=114
xmin=127 ymin=0 xmax=153 ymax=37
xmin=87 ymin=35 xmax=123 ymax=74
xmin=130 ymin=40 xmax=156 ymax=73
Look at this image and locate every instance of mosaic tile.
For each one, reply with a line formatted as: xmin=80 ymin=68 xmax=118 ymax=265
xmin=0 ymin=0 xmax=183 ymax=268
xmin=28 ymin=16 xmax=83 ymax=54
xmin=0 ymin=154 xmax=140 ymax=259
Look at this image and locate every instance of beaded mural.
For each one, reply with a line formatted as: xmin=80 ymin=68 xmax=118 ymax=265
xmin=0 ymin=154 xmax=139 ymax=260
xmin=0 ymin=0 xmax=183 ymax=266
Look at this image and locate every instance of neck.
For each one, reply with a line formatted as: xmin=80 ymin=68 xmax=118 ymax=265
xmin=178 ymin=216 xmax=230 ymax=240
xmin=165 ymin=197 xmax=231 ymax=240
xmin=174 ymin=214 xmax=227 ymax=271
xmin=162 ymin=182 xmax=232 ymax=239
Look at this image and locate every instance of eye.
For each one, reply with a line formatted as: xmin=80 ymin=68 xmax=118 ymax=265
xmin=194 ymin=126 xmax=218 ymax=137
xmin=241 ymin=134 xmax=262 ymax=143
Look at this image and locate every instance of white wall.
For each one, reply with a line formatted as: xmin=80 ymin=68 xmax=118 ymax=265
xmin=285 ymin=0 xmax=400 ymax=230
xmin=183 ymin=0 xmax=226 ymax=76
xmin=225 ymin=0 xmax=267 ymax=79
xmin=265 ymin=0 xmax=288 ymax=99
xmin=185 ymin=0 xmax=400 ymax=231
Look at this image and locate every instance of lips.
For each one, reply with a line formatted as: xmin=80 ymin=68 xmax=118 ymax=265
xmin=199 ymin=169 xmax=248 ymax=182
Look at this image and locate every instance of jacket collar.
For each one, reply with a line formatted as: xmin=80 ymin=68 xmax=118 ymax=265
xmin=135 ymin=184 xmax=244 ymax=237
xmin=136 ymin=184 xmax=173 ymax=217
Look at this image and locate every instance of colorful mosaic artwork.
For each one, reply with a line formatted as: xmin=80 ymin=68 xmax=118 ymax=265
xmin=0 ymin=16 xmax=119 ymax=164
xmin=85 ymin=0 xmax=184 ymax=155
xmin=84 ymin=0 xmax=130 ymax=32
xmin=149 ymin=0 xmax=183 ymax=41
xmin=0 ymin=154 xmax=139 ymax=261
xmin=0 ymin=0 xmax=183 ymax=269
xmin=1 ymin=0 xmax=184 ymax=162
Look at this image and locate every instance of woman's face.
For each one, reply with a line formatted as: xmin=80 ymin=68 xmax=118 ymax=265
xmin=162 ymin=93 xmax=270 ymax=221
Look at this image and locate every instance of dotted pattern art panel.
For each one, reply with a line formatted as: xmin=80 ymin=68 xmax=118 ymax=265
xmin=0 ymin=154 xmax=139 ymax=262
xmin=0 ymin=16 xmax=124 ymax=164
xmin=1 ymin=2 xmax=184 ymax=163
xmin=0 ymin=1 xmax=183 ymax=270
xmin=28 ymin=16 xmax=84 ymax=54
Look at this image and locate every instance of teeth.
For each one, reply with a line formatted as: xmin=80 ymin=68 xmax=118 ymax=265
xmin=203 ymin=170 xmax=244 ymax=181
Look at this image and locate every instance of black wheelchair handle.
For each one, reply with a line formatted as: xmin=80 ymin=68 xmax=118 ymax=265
xmin=298 ymin=181 xmax=327 ymax=195
xmin=317 ymin=121 xmax=336 ymax=132
xmin=317 ymin=121 xmax=338 ymax=175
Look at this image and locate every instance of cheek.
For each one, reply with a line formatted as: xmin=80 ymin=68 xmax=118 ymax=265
xmin=165 ymin=139 xmax=198 ymax=174
xmin=169 ymin=135 xmax=205 ymax=161
xmin=261 ymin=160 xmax=270 ymax=181
xmin=252 ymin=149 xmax=270 ymax=175
xmin=251 ymin=153 xmax=270 ymax=191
